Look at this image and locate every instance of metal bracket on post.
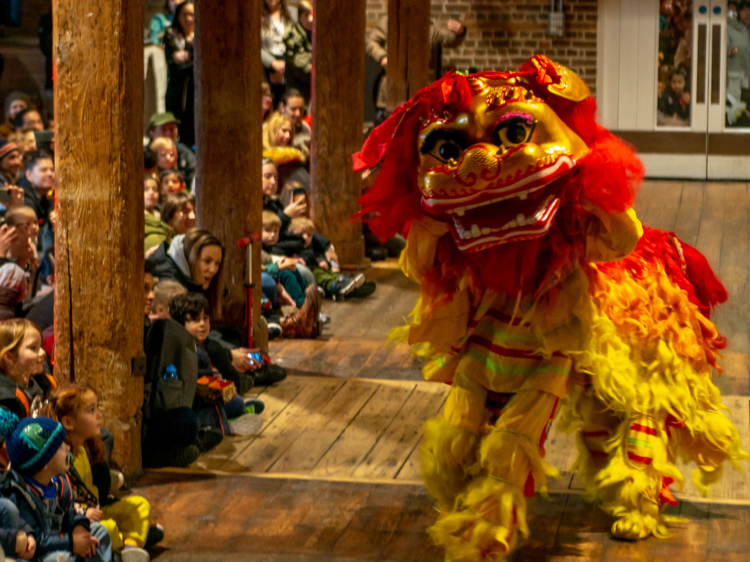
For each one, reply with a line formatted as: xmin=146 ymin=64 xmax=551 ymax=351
xmin=548 ymin=0 xmax=565 ymax=38
xmin=237 ymin=233 xmax=262 ymax=347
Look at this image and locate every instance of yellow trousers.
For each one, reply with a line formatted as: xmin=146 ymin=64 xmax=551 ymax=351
xmin=101 ymin=495 xmax=151 ymax=551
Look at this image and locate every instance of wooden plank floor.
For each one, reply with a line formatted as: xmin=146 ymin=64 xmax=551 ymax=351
xmin=134 ymin=471 xmax=750 ymax=561
xmin=194 ymin=375 xmax=449 ymax=481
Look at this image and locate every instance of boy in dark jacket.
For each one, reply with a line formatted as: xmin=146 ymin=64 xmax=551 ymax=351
xmin=657 ymin=67 xmax=690 ymax=122
xmin=0 ymin=412 xmax=112 ymax=561
xmin=288 ymin=217 xmax=376 ymax=301
xmin=169 ymin=294 xmax=264 ymax=425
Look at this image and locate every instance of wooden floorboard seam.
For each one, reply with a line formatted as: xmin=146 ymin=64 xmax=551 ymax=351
xmin=329 ymin=384 xmax=419 ymax=478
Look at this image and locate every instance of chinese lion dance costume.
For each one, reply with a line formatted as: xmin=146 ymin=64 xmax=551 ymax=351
xmin=352 ymin=55 xmax=749 ymax=561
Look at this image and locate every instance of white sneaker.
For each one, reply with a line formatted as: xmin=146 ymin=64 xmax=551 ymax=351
xmin=110 ymin=470 xmax=125 ymax=492
xmin=121 ymin=547 xmax=150 ymax=562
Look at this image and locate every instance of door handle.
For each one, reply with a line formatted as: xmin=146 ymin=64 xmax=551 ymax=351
xmin=696 ymin=23 xmax=707 ymax=104
xmin=710 ymin=23 xmax=722 ymax=104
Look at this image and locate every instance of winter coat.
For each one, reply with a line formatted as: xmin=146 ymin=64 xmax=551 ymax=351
xmin=0 ymin=469 xmax=90 ymax=558
xmin=142 ymin=318 xmax=199 ymax=431
xmin=18 ymin=178 xmax=52 ymax=225
xmin=145 ymin=212 xmax=171 ymax=252
xmin=145 ymin=235 xmax=204 ymax=294
xmin=283 ymin=22 xmax=312 ymax=103
xmin=0 ymin=373 xmax=50 ymax=420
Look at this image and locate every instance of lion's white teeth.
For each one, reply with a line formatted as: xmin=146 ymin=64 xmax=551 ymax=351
xmin=455 ymin=207 xmax=466 ymax=216
xmin=471 ymin=224 xmax=481 ymax=238
xmin=516 ymin=213 xmax=527 ymax=227
xmin=517 ymin=190 xmax=528 ymax=200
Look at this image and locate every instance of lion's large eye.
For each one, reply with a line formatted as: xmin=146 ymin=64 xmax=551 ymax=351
xmin=493 ymin=117 xmax=535 ymax=149
xmin=432 ymin=139 xmax=462 ymax=163
xmin=420 ymin=129 xmax=469 ymax=164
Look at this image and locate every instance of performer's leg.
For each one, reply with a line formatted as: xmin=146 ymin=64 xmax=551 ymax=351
xmin=421 ymin=371 xmax=487 ymax=511
xmin=428 ymin=389 xmax=558 ymax=562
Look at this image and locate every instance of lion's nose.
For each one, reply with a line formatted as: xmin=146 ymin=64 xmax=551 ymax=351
xmin=455 ymin=144 xmax=501 ymax=187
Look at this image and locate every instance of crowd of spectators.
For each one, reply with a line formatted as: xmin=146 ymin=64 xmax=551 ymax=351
xmin=0 ymin=2 xmax=472 ymax=559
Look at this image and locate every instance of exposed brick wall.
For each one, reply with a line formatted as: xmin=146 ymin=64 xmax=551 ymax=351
xmin=367 ymin=0 xmax=598 ymax=95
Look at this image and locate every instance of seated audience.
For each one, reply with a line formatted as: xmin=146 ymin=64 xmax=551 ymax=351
xmin=150 ymin=279 xmax=187 ymax=319
xmin=0 ymin=139 xmax=21 ymax=186
xmin=8 ymin=128 xmax=38 ymax=157
xmin=0 ymin=214 xmax=33 ymax=320
xmin=144 ymin=175 xmax=160 ymax=218
xmin=261 ymin=211 xmax=321 ymax=339
xmin=0 ymin=319 xmax=54 ymax=420
xmin=146 ymin=192 xmax=196 ymax=253
xmin=161 ymin=192 xmax=195 ymax=235
xmin=0 ymin=92 xmax=29 ymax=139
xmin=261 ymin=157 xmax=338 ymax=285
xmin=146 ymin=112 xmax=195 ymax=183
xmin=289 ymin=217 xmax=377 ymax=300
xmin=279 ymin=88 xmax=311 ymax=158
xmin=160 ymin=169 xmax=186 ymax=196
xmin=12 ymin=108 xmax=43 ymax=133
xmin=150 ymin=137 xmax=179 ymax=176
xmin=170 ymin=293 xmax=264 ymax=413
xmin=145 ymin=228 xmax=282 ymax=383
xmin=261 ymin=81 xmax=273 ymax=124
xmin=0 ymin=410 xmax=113 ymax=561
xmin=19 ymin=150 xmax=54 ymax=227
xmin=45 ymin=385 xmax=163 ymax=561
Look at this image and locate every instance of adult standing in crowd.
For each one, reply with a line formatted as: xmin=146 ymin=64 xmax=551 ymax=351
xmin=0 ymin=92 xmax=29 ymax=139
xmin=147 ymin=112 xmax=196 ymax=184
xmin=165 ymin=1 xmax=195 ymax=149
xmin=261 ymin=0 xmax=293 ymax=108
xmin=727 ymin=2 xmax=750 ymax=105
xmin=150 ymin=0 xmax=185 ymax=47
xmin=283 ymin=0 xmax=313 ymax=104
xmin=366 ymin=15 xmax=466 ymax=111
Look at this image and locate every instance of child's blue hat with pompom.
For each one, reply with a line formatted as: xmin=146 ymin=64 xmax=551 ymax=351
xmin=0 ymin=409 xmax=66 ymax=476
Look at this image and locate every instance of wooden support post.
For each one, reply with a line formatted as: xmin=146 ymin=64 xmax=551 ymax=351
xmin=311 ymin=0 xmax=366 ymax=267
xmin=386 ymin=0 xmax=431 ymax=112
xmin=54 ymin=0 xmax=144 ymax=476
xmin=194 ymin=0 xmax=263 ymax=339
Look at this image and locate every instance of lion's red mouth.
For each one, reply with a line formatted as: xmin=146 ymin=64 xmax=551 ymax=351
xmin=445 ymin=181 xmax=564 ymax=252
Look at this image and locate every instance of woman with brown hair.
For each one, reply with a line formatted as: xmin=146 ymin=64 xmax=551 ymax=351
xmin=146 ymin=229 xmax=285 ymax=381
xmin=146 ymin=227 xmax=224 ymax=317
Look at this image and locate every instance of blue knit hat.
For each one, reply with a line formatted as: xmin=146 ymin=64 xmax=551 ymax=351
xmin=0 ymin=410 xmax=67 ymax=476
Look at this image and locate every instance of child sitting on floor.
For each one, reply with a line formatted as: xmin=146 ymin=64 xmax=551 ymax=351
xmin=261 ymin=210 xmax=310 ymax=309
xmin=45 ymin=385 xmax=164 ymax=562
xmin=262 ymin=211 xmax=322 ymax=338
xmin=0 ymin=410 xmax=113 ymax=561
xmin=159 ymin=169 xmax=186 ymax=197
xmin=150 ymin=279 xmax=188 ymax=319
xmin=288 ymin=217 xmax=376 ymax=301
xmin=169 ymin=293 xmax=264 ymax=421
xmin=0 ymin=318 xmax=56 ymax=421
